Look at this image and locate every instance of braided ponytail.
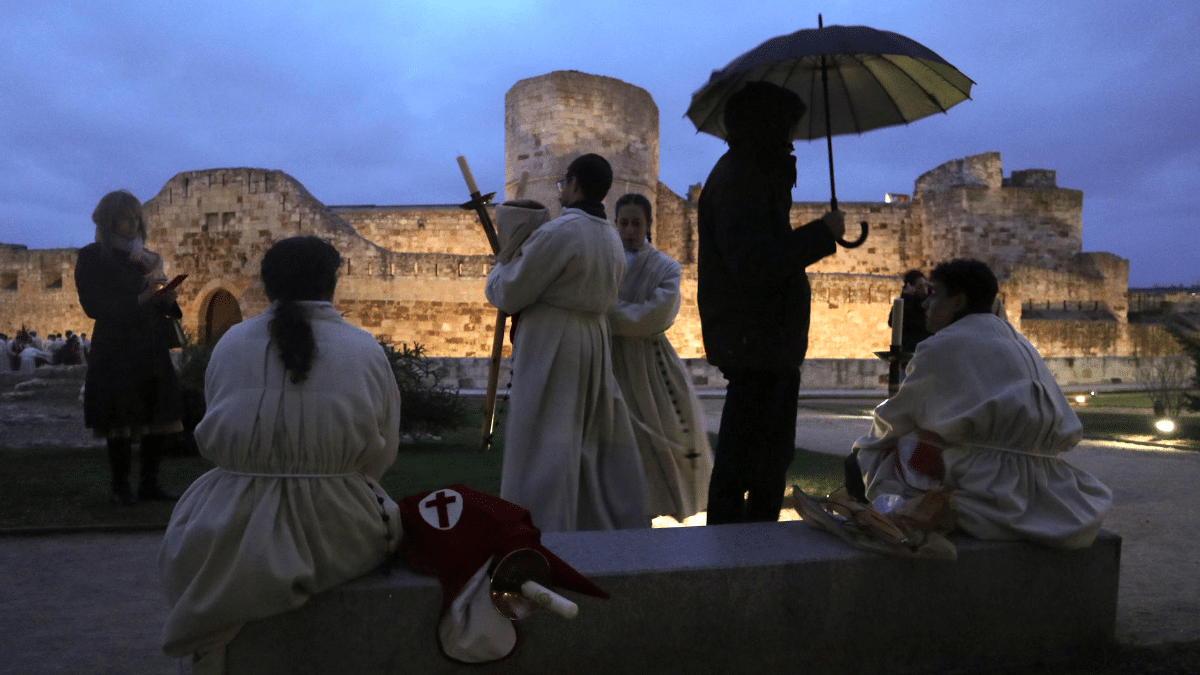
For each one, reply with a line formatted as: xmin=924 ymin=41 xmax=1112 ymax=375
xmin=260 ymin=237 xmax=341 ymax=383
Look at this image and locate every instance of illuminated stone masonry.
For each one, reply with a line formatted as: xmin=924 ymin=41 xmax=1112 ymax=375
xmin=0 ymin=71 xmax=1179 ymax=361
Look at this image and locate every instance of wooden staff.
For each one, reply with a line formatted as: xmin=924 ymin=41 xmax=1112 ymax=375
xmin=456 ymin=155 xmax=506 ymax=451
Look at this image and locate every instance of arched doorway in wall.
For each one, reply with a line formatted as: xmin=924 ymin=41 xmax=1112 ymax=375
xmin=200 ymin=289 xmax=243 ymax=345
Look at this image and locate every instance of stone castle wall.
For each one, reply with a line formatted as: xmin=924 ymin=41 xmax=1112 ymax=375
xmin=1 ymin=159 xmax=1175 ymax=360
xmin=332 ymin=204 xmax=493 ymax=257
xmin=2 ymin=71 xmax=1180 ymax=363
xmin=915 ymin=152 xmax=1084 ymax=274
xmin=0 ymin=244 xmax=92 ymax=337
xmin=505 ymin=71 xmax=659 ymax=222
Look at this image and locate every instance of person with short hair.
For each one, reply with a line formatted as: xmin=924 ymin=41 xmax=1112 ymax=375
xmin=158 ymin=236 xmax=402 ymax=671
xmin=890 ymin=269 xmax=933 ymax=354
xmin=485 ymin=154 xmax=648 ymax=532
xmin=851 ymin=258 xmax=1113 ymax=549
xmin=608 ymin=193 xmax=714 ymax=522
xmin=76 ymin=190 xmax=184 ymax=505
xmin=698 ymin=81 xmax=845 ymax=524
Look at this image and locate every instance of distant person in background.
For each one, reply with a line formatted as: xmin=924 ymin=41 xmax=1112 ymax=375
xmin=159 ymin=236 xmax=402 ymax=672
xmin=76 ymin=190 xmax=184 ymax=506
xmin=608 ymin=193 xmax=714 ymax=523
xmin=485 ymin=154 xmax=648 ymax=533
xmin=850 ymin=258 xmax=1112 ymax=549
xmin=889 ymin=269 xmax=933 ymax=355
xmin=16 ymin=341 xmax=52 ymax=373
xmin=59 ymin=332 xmax=85 ymax=366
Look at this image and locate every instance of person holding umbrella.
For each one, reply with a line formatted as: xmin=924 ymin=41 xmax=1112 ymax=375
xmin=698 ymin=82 xmax=845 ymax=525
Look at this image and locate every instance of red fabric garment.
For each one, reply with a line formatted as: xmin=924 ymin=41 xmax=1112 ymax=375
xmin=908 ymin=440 xmax=945 ymax=481
xmin=398 ymin=484 xmax=608 ymax=607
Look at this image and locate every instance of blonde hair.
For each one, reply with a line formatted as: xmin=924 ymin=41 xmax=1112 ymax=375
xmin=91 ymin=190 xmax=146 ymax=245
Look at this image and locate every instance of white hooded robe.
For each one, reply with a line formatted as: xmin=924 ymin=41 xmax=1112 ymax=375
xmin=609 ymin=243 xmax=713 ymax=521
xmin=854 ymin=313 xmax=1112 ymax=549
xmin=485 ymin=207 xmax=648 ymax=533
xmin=158 ymin=302 xmax=402 ymax=660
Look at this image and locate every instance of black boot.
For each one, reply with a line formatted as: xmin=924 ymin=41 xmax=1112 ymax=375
xmin=107 ymin=438 xmax=137 ymax=506
xmin=137 ymin=434 xmax=179 ymax=502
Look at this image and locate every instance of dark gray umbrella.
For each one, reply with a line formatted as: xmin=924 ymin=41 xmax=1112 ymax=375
xmin=687 ymin=16 xmax=974 ymax=246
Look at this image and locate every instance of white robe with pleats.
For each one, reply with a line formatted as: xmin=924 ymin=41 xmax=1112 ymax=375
xmin=485 ymin=208 xmax=648 ymax=533
xmin=609 ymin=243 xmax=713 ymax=521
xmin=158 ymin=302 xmax=402 ymax=659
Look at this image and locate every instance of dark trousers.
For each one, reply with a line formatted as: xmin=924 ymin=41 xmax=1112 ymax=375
xmin=707 ymin=366 xmax=801 ymax=524
xmin=106 ymin=434 xmax=168 ymax=496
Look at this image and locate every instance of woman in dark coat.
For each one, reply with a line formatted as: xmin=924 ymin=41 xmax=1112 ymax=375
xmin=76 ymin=190 xmax=184 ymax=506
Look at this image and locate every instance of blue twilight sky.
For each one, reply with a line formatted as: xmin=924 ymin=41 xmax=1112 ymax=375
xmin=2 ymin=0 xmax=1197 ymax=287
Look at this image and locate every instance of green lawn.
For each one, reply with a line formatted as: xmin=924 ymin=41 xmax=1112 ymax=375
xmin=3 ymin=393 xmax=1191 ymax=532
xmin=0 ymin=436 xmax=846 ymax=531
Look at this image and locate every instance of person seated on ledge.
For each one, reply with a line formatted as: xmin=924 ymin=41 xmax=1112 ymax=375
xmin=850 ymin=258 xmax=1113 ymax=550
xmin=158 ymin=236 xmax=402 ymax=673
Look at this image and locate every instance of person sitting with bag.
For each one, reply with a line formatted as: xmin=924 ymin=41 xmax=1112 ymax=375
xmin=849 ymin=258 xmax=1112 ymax=550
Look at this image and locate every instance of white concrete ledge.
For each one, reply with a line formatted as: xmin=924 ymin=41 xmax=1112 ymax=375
xmin=226 ymin=523 xmax=1120 ymax=675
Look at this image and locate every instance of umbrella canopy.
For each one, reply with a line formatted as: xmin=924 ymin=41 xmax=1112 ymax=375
xmin=686 ymin=19 xmax=973 ymax=248
xmin=687 ymin=23 xmax=975 ymax=142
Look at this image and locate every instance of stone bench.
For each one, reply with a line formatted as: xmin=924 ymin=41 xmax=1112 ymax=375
xmin=225 ymin=523 xmax=1120 ymax=675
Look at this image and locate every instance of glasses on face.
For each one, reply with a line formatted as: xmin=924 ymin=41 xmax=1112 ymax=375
xmin=556 ymin=176 xmax=572 ymax=192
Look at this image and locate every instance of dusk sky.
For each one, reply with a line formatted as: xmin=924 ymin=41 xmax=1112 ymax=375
xmin=3 ymin=1 xmax=1196 ymax=287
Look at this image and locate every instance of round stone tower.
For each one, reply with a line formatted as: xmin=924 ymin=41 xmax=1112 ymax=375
xmin=505 ymin=71 xmax=659 ymax=221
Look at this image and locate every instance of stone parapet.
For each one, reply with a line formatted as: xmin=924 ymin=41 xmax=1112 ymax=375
xmin=225 ymin=524 xmax=1120 ymax=675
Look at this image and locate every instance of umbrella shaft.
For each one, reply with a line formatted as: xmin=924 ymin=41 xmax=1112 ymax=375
xmin=820 ymin=52 xmax=837 ymax=210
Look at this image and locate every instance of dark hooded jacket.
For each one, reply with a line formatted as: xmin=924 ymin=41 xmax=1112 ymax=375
xmin=697 ymin=146 xmax=837 ymax=370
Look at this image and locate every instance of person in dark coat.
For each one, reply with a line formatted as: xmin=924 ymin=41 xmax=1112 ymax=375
xmin=76 ymin=190 xmax=184 ymax=506
xmin=889 ymin=269 xmax=934 ymax=354
xmin=697 ymin=82 xmax=845 ymax=524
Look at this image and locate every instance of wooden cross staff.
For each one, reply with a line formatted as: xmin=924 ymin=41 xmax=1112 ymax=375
xmin=456 ymin=156 xmax=506 ymax=451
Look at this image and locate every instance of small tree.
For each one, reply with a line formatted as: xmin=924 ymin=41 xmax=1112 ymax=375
xmin=1138 ymin=357 xmax=1189 ymax=420
xmin=1165 ymin=319 xmax=1200 ymax=413
xmin=380 ymin=341 xmax=470 ymax=436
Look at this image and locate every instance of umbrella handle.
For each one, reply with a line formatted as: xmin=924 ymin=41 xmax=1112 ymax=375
xmin=836 ymin=222 xmax=869 ymax=248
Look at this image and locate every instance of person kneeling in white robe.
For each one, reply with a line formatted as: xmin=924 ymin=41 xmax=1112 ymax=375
xmin=851 ymin=258 xmax=1112 ymax=550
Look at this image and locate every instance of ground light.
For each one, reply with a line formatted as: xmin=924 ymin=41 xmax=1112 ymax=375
xmin=1154 ymin=418 xmax=1177 ymax=435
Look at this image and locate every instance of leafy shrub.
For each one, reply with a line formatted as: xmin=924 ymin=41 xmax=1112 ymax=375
xmin=380 ymin=341 xmax=471 ymax=436
xmin=174 ymin=333 xmax=468 ymax=439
